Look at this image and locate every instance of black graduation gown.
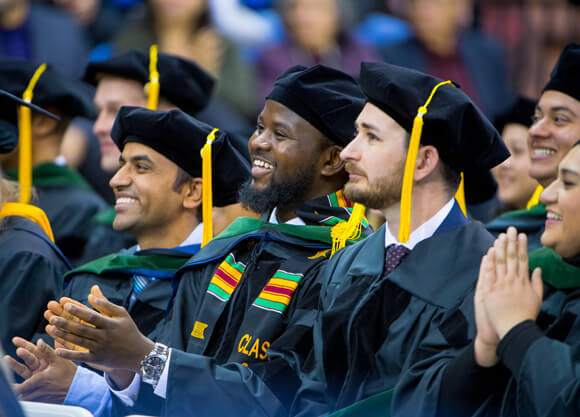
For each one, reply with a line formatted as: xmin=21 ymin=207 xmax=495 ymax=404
xmin=293 ymin=202 xmax=495 ymax=416
xmin=392 ymin=249 xmax=580 ymax=417
xmin=6 ymin=163 xmax=108 ymax=265
xmin=0 ymin=215 xmax=70 ymax=359
xmin=63 ymin=245 xmax=200 ymax=337
xmin=486 ymin=203 xmax=546 ymax=251
xmin=119 ymin=192 xmax=371 ymax=417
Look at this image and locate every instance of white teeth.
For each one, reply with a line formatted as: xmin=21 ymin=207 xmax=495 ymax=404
xmin=547 ymin=212 xmax=562 ymax=220
xmin=116 ymin=197 xmax=137 ymax=205
xmin=533 ymin=149 xmax=556 ymax=156
xmin=253 ymin=159 xmax=273 ymax=169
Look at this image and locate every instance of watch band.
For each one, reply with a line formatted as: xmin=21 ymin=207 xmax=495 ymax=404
xmin=140 ymin=342 xmax=169 ymax=389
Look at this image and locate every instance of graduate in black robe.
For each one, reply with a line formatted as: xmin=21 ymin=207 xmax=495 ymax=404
xmin=0 ymin=59 xmax=107 ymax=265
xmin=79 ymin=49 xmax=221 ymax=264
xmin=6 ymin=107 xmax=251 ymax=413
xmin=44 ymin=65 xmax=371 ymax=417
xmin=392 ymin=43 xmax=580 ymax=417
xmin=393 ymin=142 xmax=580 ymax=417
xmin=486 ymin=44 xmax=580 ymax=251
xmin=290 ymin=61 xmax=509 ymax=416
xmin=0 ymin=92 xmax=70 ymax=361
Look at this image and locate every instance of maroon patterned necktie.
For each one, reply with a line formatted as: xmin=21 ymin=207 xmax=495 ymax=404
xmin=383 ymin=244 xmax=411 ymax=276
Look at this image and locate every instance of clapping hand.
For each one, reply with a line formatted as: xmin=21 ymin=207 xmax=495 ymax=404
xmin=46 ymin=285 xmax=154 ymax=373
xmin=474 ymin=227 xmax=543 ymax=366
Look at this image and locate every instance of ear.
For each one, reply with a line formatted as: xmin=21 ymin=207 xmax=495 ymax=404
xmin=31 ymin=113 xmax=59 ymax=137
xmin=182 ymin=177 xmax=203 ymax=209
xmin=414 ymin=145 xmax=440 ymax=182
xmin=320 ymin=145 xmax=346 ymax=177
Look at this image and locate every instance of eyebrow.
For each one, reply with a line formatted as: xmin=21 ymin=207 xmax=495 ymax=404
xmin=549 ymin=106 xmax=577 ymax=118
xmin=130 ymin=154 xmax=154 ymax=164
xmin=357 ymin=121 xmax=381 ymax=132
xmin=561 ymin=167 xmax=580 ymax=178
xmin=119 ymin=154 xmax=154 ymax=164
xmin=271 ymin=121 xmax=293 ymax=131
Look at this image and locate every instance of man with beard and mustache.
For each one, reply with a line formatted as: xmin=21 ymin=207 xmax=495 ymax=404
xmin=288 ymin=61 xmax=510 ymax=416
xmin=44 ymin=64 xmax=372 ymax=417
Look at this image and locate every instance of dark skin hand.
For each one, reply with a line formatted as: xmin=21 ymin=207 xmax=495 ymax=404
xmin=46 ymin=285 xmax=155 ymax=374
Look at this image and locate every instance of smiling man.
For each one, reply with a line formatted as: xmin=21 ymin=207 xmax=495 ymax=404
xmin=79 ymin=49 xmax=218 ymax=263
xmin=44 ymin=64 xmax=371 ymax=417
xmin=487 ymin=43 xmax=580 ymax=250
xmin=7 ymin=106 xmax=250 ymax=415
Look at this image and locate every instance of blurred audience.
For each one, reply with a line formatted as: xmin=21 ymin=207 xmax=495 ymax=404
xmin=111 ymin=0 xmax=258 ymax=122
xmin=0 ymin=0 xmax=90 ymax=78
xmin=256 ymin=0 xmax=379 ymax=103
xmin=47 ymin=0 xmax=124 ymax=47
xmin=380 ymin=0 xmax=513 ymax=121
xmin=481 ymin=0 xmax=580 ymax=99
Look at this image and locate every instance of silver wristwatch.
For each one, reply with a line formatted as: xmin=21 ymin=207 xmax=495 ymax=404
xmin=140 ymin=342 xmax=169 ymax=389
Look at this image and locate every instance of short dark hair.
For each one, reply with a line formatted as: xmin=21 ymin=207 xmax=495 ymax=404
xmin=172 ymin=168 xmax=202 ymax=222
xmin=402 ymin=134 xmax=461 ymax=193
xmin=439 ymin=160 xmax=462 ymax=194
xmin=172 ymin=167 xmax=193 ymax=192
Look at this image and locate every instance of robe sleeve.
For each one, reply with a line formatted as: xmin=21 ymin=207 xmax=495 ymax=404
xmin=500 ymin=322 xmax=580 ymax=417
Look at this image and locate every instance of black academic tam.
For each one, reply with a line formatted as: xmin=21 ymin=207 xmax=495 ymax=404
xmin=84 ymin=49 xmax=215 ymax=116
xmin=111 ymin=106 xmax=250 ymax=207
xmin=359 ymin=61 xmax=509 ymax=174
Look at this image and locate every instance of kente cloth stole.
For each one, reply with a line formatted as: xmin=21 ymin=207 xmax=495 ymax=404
xmin=206 ymin=252 xmax=247 ymax=301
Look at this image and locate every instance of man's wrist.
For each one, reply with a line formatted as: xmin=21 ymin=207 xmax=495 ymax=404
xmin=131 ymin=337 xmax=156 ymax=372
xmin=139 ymin=342 xmax=169 ymax=389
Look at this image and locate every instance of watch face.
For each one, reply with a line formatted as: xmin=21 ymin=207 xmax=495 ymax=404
xmin=146 ymin=356 xmax=165 ymax=368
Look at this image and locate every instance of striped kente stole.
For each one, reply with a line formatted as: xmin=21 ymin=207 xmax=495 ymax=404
xmin=252 ymin=269 xmax=304 ymax=314
xmin=206 ymin=253 xmax=246 ymax=301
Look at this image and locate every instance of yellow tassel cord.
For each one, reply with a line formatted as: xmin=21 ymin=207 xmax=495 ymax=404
xmin=201 ymin=128 xmax=219 ymax=247
xmin=18 ymin=64 xmax=47 ymax=204
xmin=399 ymin=80 xmax=455 ymax=243
xmin=0 ymin=202 xmax=54 ymax=242
xmin=455 ymin=172 xmax=467 ymax=216
xmin=146 ymin=45 xmax=160 ymax=110
xmin=526 ymin=184 xmax=543 ymax=209
xmin=330 ymin=202 xmax=366 ymax=257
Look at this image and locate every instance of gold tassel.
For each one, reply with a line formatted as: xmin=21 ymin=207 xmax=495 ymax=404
xmin=201 ymin=128 xmax=219 ymax=247
xmin=330 ymin=202 xmax=366 ymax=257
xmin=146 ymin=45 xmax=160 ymax=110
xmin=398 ymin=80 xmax=455 ymax=243
xmin=526 ymin=184 xmax=543 ymax=209
xmin=455 ymin=172 xmax=467 ymax=216
xmin=18 ymin=64 xmax=47 ymax=204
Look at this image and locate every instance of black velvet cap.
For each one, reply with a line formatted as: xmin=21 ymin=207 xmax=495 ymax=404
xmin=543 ymin=43 xmax=580 ymax=102
xmin=494 ymin=96 xmax=537 ymax=133
xmin=84 ymin=50 xmax=215 ymax=115
xmin=111 ymin=106 xmax=250 ymax=206
xmin=266 ymin=64 xmax=365 ymax=147
xmin=0 ymin=59 xmax=95 ymax=120
xmin=359 ymin=62 xmax=509 ymax=173
xmin=0 ymin=88 xmax=60 ymax=154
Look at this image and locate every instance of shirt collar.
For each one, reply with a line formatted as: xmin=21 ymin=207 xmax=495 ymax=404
xmin=135 ymin=222 xmax=204 ymax=251
xmin=268 ymin=207 xmax=307 ymax=226
xmin=384 ymin=198 xmax=455 ymax=250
